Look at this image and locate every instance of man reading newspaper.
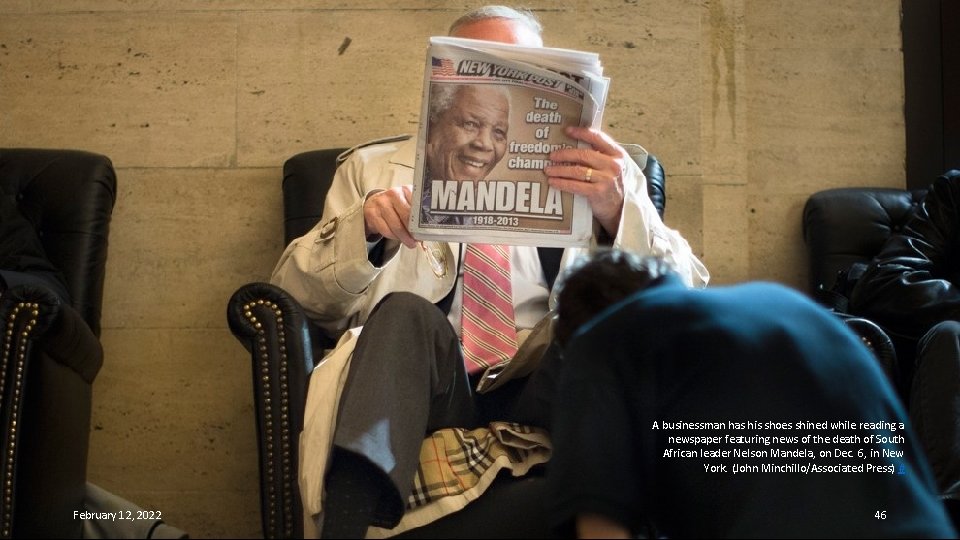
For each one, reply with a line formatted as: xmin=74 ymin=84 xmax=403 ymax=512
xmin=271 ymin=5 xmax=709 ymax=538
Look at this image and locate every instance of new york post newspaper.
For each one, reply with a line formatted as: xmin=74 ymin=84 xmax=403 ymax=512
xmin=409 ymin=37 xmax=610 ymax=248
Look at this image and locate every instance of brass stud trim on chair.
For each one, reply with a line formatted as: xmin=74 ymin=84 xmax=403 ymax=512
xmin=0 ymin=303 xmax=39 ymax=539
xmin=242 ymin=298 xmax=295 ymax=538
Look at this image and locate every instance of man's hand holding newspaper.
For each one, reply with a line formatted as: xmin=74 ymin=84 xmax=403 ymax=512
xmin=545 ymin=126 xmax=628 ymax=238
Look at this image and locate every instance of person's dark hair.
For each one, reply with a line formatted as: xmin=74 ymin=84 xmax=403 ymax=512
xmin=555 ymin=250 xmax=675 ymax=346
xmin=448 ymin=5 xmax=543 ymax=37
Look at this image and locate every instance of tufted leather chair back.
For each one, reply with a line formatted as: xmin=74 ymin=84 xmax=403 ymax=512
xmin=0 ymin=148 xmax=116 ymax=538
xmin=282 ymin=146 xmax=667 ymax=247
xmin=802 ymin=187 xmax=927 ymax=295
xmin=802 ymin=186 xmax=931 ymax=394
xmin=0 ymin=149 xmax=117 ymax=336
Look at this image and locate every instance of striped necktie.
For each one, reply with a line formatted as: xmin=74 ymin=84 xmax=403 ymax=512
xmin=461 ymin=244 xmax=518 ymax=375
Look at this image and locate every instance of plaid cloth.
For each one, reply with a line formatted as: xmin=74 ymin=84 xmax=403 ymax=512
xmin=299 ymin=329 xmax=552 ymax=539
xmin=366 ymin=422 xmax=552 ymax=538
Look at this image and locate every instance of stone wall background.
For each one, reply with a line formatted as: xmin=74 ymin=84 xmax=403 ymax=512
xmin=0 ymin=1 xmax=904 ymax=537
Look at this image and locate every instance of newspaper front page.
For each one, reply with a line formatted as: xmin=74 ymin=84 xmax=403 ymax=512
xmin=408 ymin=37 xmax=610 ymax=248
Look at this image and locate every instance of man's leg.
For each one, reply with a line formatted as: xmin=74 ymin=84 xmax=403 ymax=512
xmin=323 ymin=292 xmax=476 ymax=537
xmin=911 ymin=321 xmax=960 ymax=505
xmin=478 ymin=340 xmax=563 ymax=429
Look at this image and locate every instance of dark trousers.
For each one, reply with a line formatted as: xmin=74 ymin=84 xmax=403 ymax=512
xmin=912 ymin=320 xmax=960 ymax=501
xmin=331 ymin=292 xmax=561 ymax=526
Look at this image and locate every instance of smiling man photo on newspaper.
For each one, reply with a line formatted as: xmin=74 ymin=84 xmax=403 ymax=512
xmin=420 ymin=84 xmax=512 ymax=226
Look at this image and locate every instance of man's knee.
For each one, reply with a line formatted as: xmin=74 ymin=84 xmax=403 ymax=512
xmin=363 ymin=292 xmax=457 ymax=353
xmin=925 ymin=320 xmax=960 ymax=339
xmin=916 ymin=321 xmax=960 ymax=373
xmin=919 ymin=321 xmax=960 ymax=355
xmin=370 ymin=291 xmax=444 ymax=324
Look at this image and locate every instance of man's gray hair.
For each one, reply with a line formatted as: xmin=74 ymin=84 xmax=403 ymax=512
xmin=448 ymin=5 xmax=543 ymax=37
xmin=428 ymin=83 xmax=511 ymax=127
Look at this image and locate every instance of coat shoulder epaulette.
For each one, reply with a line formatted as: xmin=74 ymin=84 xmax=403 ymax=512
xmin=336 ymin=134 xmax=413 ymax=166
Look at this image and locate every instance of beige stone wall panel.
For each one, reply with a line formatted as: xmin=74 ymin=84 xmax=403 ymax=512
xmin=0 ymin=1 xmax=30 ymax=14
xmin=102 ymin=167 xmax=283 ymax=329
xmin=747 ymin=191 xmax=809 ymax=290
xmin=702 ymin=182 xmax=748 ymax=285
xmin=32 ymin=1 xmax=510 ymax=13
xmin=663 ymin=173 xmax=704 ymax=263
xmin=744 ymin=0 xmax=902 ymax=50
xmin=89 ymin=328 xmax=259 ymax=539
xmin=701 ymin=0 xmax=747 ymax=183
xmin=0 ymin=13 xmax=236 ymax=167
xmin=235 ymin=2 xmax=706 ymax=168
xmin=237 ymin=10 xmax=447 ymax=166
xmin=747 ymin=47 xmax=905 ymax=194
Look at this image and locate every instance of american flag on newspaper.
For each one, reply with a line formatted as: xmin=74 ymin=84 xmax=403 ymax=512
xmin=431 ymin=57 xmax=455 ymax=77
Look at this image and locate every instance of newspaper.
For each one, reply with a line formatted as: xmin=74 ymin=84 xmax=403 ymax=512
xmin=408 ymin=37 xmax=610 ymax=248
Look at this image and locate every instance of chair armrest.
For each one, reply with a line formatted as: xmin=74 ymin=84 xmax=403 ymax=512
xmin=0 ymin=284 xmax=102 ymax=384
xmin=227 ymin=282 xmax=317 ymax=539
xmin=0 ymin=283 xmax=101 ymax=537
xmin=837 ymin=314 xmax=901 ymax=393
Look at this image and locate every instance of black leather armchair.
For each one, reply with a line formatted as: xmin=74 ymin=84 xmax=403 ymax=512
xmin=802 ymin=186 xmax=927 ymax=393
xmin=227 ymin=146 xmax=668 ymax=539
xmin=0 ymin=148 xmax=116 ymax=538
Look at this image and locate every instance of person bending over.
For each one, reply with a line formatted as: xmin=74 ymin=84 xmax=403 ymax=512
xmin=550 ymin=250 xmax=955 ymax=538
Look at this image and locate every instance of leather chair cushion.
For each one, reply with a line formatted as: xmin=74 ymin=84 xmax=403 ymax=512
xmin=802 ymin=187 xmax=926 ymax=294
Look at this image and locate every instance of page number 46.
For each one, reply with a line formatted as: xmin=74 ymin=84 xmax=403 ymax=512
xmin=875 ymin=511 xmax=887 ymax=520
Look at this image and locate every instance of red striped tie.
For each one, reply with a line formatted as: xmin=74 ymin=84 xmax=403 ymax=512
xmin=461 ymin=244 xmax=518 ymax=375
